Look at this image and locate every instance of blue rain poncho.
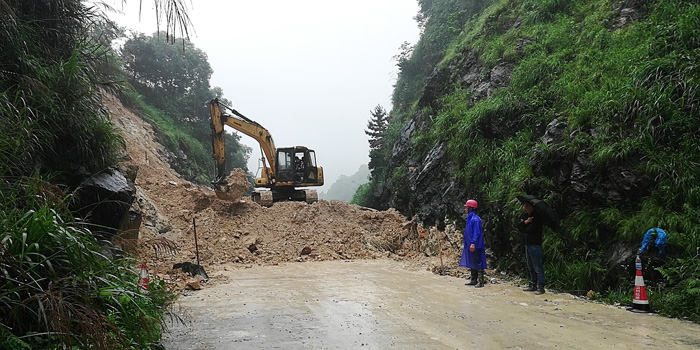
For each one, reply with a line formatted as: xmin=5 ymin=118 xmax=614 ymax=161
xmin=638 ymin=228 xmax=667 ymax=255
xmin=459 ymin=211 xmax=487 ymax=270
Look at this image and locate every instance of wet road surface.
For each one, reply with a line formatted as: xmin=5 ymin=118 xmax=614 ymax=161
xmin=161 ymin=259 xmax=700 ymax=349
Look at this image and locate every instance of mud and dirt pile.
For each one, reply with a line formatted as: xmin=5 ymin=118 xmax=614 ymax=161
xmin=104 ymin=93 xmax=462 ymax=288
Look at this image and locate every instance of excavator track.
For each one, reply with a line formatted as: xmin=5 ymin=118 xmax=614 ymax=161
xmin=252 ymin=191 xmax=274 ymax=207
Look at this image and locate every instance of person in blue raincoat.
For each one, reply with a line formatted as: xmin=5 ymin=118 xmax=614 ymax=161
xmin=638 ymin=228 xmax=667 ymax=255
xmin=459 ymin=199 xmax=487 ymax=287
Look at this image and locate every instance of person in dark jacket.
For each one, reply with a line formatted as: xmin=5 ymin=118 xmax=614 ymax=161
xmin=459 ymin=200 xmax=487 ymax=287
xmin=517 ymin=201 xmax=546 ymax=294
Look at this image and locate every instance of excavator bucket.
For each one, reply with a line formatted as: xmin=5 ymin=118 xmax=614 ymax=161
xmin=213 ymin=169 xmax=250 ymax=202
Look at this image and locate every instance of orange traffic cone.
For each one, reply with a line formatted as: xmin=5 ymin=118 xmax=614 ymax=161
xmin=629 ymin=255 xmax=649 ymax=313
xmin=138 ymin=263 xmax=149 ymax=290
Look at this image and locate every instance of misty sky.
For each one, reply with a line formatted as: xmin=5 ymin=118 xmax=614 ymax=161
xmin=109 ymin=0 xmax=420 ymax=191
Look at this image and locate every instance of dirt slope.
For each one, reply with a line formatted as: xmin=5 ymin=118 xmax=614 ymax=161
xmin=104 ymin=94 xmax=461 ymax=288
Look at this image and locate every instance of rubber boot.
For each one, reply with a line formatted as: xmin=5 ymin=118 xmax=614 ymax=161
xmin=523 ymin=282 xmax=537 ymax=292
xmin=475 ymin=270 xmax=485 ymax=288
xmin=535 ymin=284 xmax=545 ymax=295
xmin=466 ymin=269 xmax=478 ymax=286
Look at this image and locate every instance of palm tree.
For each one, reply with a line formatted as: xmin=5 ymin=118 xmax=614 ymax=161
xmin=112 ymin=0 xmax=194 ymax=42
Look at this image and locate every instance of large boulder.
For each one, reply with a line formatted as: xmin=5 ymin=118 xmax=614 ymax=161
xmin=71 ymin=166 xmax=137 ymax=239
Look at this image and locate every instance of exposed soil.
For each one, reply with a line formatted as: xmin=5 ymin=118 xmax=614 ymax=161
xmin=105 ymin=94 xmax=463 ymax=291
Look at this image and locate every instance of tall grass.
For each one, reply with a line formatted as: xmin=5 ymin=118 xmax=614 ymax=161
xmin=1 ymin=1 xmax=177 ymax=346
xmin=0 ymin=1 xmax=123 ymax=184
xmin=0 ymin=179 xmax=173 ymax=349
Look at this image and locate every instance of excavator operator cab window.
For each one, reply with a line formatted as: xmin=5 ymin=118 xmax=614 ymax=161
xmin=294 ymin=153 xmax=304 ymax=171
xmin=278 ymin=152 xmax=292 ymax=170
xmin=306 ymin=151 xmax=317 ymax=168
xmin=276 ymin=150 xmax=294 ymax=182
xmin=304 ymin=151 xmax=318 ymax=182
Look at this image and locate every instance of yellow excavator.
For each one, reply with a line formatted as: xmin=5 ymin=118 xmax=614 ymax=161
xmin=209 ymin=98 xmax=324 ymax=206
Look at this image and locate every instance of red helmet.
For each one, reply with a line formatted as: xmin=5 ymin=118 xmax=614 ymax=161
xmin=465 ymin=199 xmax=478 ymax=208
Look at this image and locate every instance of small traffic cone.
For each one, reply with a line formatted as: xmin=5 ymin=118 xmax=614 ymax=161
xmin=629 ymin=255 xmax=649 ymax=313
xmin=138 ymin=263 xmax=149 ymax=290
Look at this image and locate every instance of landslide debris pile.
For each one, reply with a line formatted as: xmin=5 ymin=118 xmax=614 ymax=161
xmin=105 ymin=94 xmax=461 ymax=286
xmin=159 ymin=199 xmax=419 ymax=266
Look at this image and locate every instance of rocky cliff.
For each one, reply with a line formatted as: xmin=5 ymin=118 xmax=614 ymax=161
xmin=367 ymin=0 xmax=699 ymax=288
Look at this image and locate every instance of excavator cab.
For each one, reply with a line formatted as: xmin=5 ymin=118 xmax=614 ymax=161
xmin=275 ymin=147 xmax=322 ymax=185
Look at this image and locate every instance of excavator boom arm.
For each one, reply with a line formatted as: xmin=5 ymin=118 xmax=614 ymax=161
xmin=210 ymin=99 xmax=276 ymax=183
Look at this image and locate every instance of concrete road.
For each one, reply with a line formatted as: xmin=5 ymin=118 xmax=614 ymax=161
xmin=161 ymin=259 xmax=700 ymax=349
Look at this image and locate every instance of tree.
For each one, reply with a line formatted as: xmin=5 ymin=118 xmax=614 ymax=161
xmin=365 ymin=105 xmax=388 ymax=175
xmin=394 ymin=41 xmax=416 ymax=76
xmin=121 ymin=32 xmax=213 ymax=122
xmin=130 ymin=0 xmax=194 ymax=44
xmin=366 ymin=105 xmax=388 ymax=150
xmin=119 ymin=32 xmax=251 ymax=183
xmin=393 ymin=0 xmax=489 ymax=111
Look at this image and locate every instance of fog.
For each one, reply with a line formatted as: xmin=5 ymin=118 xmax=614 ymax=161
xmin=109 ymin=0 xmax=420 ymax=191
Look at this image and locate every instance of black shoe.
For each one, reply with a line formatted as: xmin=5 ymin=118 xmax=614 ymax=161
xmin=535 ymin=285 xmax=545 ymax=295
xmin=523 ymin=283 xmax=537 ymax=292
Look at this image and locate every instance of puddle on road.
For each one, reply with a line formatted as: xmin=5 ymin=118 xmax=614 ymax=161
xmin=161 ymin=260 xmax=700 ymax=349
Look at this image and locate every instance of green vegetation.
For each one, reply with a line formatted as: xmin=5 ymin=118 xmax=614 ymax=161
xmin=1 ymin=180 xmax=173 ymax=349
xmin=119 ymin=88 xmax=249 ymax=184
xmin=0 ymin=1 xmax=199 ymax=347
xmin=360 ymin=0 xmax=700 ymax=321
xmin=366 ymin=105 xmax=389 ymax=178
xmin=120 ymin=33 xmax=251 ymax=184
xmin=350 ymin=182 xmax=372 ymax=206
xmin=0 ymin=1 xmax=122 ymax=185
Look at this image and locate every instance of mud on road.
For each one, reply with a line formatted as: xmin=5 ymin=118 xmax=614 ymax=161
xmin=161 ymin=260 xmax=700 ymax=350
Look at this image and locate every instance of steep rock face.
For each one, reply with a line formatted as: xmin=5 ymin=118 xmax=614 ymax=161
xmin=418 ymin=51 xmax=515 ymax=113
xmin=390 ymin=76 xmax=655 ymax=230
xmin=533 ymin=119 xmax=653 ymax=214
xmin=389 ymin=140 xmax=464 ymax=230
xmin=387 ymin=49 xmax=515 ymax=228
xmin=383 ymin=42 xmax=654 ymax=270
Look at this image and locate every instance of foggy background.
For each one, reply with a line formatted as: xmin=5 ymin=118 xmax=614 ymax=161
xmin=109 ymin=0 xmax=420 ymax=191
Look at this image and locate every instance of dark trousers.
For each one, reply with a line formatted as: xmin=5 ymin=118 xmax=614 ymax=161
xmin=526 ymin=245 xmax=545 ymax=286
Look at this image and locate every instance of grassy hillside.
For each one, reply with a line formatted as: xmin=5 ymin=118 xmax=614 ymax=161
xmin=363 ymin=0 xmax=699 ymax=320
xmin=118 ymin=32 xmax=252 ymax=185
xmin=0 ymin=1 xmax=176 ymax=348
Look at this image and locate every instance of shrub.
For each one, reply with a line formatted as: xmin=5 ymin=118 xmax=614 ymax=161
xmin=0 ymin=179 xmax=173 ymax=349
